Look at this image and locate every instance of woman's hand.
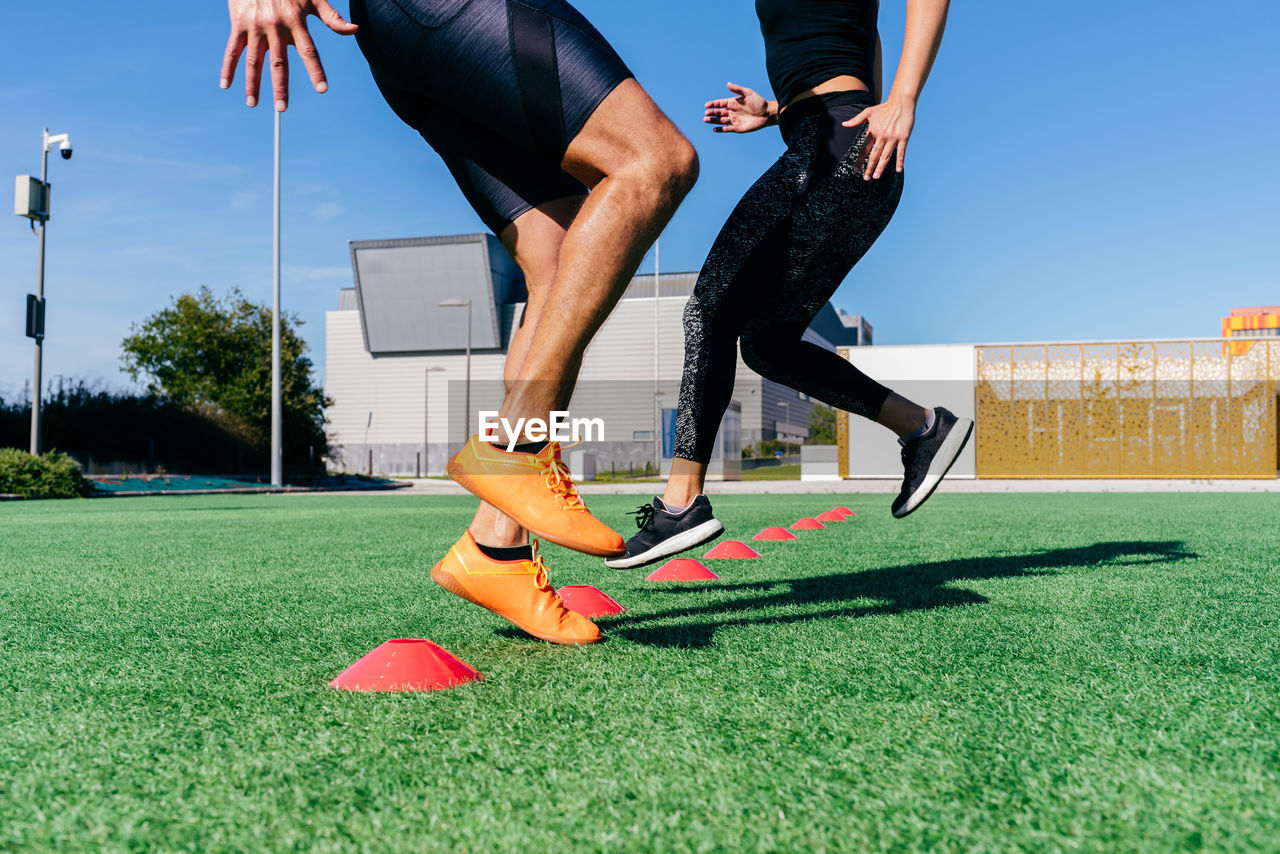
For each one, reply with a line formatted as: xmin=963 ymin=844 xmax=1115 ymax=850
xmin=704 ymin=83 xmax=776 ymax=134
xmin=844 ymin=94 xmax=916 ymax=180
xmin=220 ymin=0 xmax=359 ymax=111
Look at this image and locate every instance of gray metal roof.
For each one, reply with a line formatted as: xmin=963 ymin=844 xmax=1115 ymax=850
xmin=348 ymin=233 xmax=524 ymax=354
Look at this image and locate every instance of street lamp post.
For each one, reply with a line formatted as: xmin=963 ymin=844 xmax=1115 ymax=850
xmin=653 ymin=238 xmax=661 ymax=472
xmin=270 ymin=110 xmax=283 ymax=487
xmin=438 ymin=299 xmax=472 ymax=439
xmin=14 ymin=128 xmax=73 ymax=455
xmin=425 ymin=366 xmax=445 ymax=476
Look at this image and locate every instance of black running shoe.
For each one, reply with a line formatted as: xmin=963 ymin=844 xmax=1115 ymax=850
xmin=604 ymin=495 xmax=725 ymax=569
xmin=892 ymin=407 xmax=974 ymax=518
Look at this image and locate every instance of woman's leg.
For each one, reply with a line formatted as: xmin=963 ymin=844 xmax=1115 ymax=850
xmin=667 ymin=139 xmax=821 ymax=465
xmin=731 ymin=104 xmax=973 ymax=519
xmin=733 ymin=105 xmax=928 ymax=437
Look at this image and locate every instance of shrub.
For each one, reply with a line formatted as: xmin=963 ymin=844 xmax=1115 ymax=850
xmin=0 ymin=448 xmax=94 ymax=499
xmin=742 ymin=439 xmax=802 ymax=459
xmin=808 ymin=403 xmax=837 ymax=445
xmin=0 ymin=382 xmax=270 ymax=475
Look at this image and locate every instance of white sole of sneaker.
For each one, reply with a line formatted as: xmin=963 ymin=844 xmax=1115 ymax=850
xmin=603 ymin=518 xmax=726 ymax=569
xmin=893 ymin=417 xmax=975 ymax=519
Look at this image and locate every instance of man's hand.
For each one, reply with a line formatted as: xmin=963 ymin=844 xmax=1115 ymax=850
xmin=220 ymin=0 xmax=359 ymax=111
xmin=703 ymin=83 xmax=775 ymax=134
xmin=844 ymin=94 xmax=916 ymax=180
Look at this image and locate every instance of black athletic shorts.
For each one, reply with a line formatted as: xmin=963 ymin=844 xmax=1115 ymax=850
xmin=350 ymin=0 xmax=633 ymax=234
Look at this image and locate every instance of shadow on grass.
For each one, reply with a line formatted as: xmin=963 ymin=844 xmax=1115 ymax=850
xmin=597 ymin=540 xmax=1196 ymax=649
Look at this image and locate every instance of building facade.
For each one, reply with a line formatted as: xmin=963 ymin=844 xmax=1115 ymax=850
xmin=1223 ymin=306 xmax=1280 ymax=355
xmin=325 ymin=233 xmax=868 ymax=476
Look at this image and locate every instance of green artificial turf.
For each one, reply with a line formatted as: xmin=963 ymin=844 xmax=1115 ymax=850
xmin=2 ymin=491 xmax=1279 ymax=852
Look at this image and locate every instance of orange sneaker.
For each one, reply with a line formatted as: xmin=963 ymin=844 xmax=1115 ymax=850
xmin=446 ymin=436 xmax=625 ymax=557
xmin=431 ymin=532 xmax=602 ymax=645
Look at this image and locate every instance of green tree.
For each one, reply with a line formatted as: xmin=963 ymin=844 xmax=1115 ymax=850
xmin=808 ymin=402 xmax=837 ymax=445
xmin=121 ymin=286 xmax=330 ymax=472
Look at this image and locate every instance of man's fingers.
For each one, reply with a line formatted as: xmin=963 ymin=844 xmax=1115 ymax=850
xmin=244 ymin=32 xmax=266 ymax=107
xmin=292 ymin=25 xmax=328 ymax=93
xmin=315 ymin=0 xmax=360 ymax=35
xmin=726 ymin=82 xmax=748 ymax=97
xmin=266 ymin=27 xmax=289 ymax=111
xmin=896 ymin=138 xmax=907 ymax=172
xmin=221 ymin=29 xmax=247 ymax=89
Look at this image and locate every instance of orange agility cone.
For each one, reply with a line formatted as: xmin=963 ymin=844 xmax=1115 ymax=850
xmin=330 ymin=639 xmax=482 ymax=693
xmin=833 ymin=506 xmax=856 ymax=517
xmin=815 ymin=510 xmax=846 ymax=522
xmin=790 ymin=517 xmax=826 ymax=530
xmin=704 ymin=540 xmax=761 ymax=559
xmin=753 ymin=527 xmax=798 ymax=541
xmin=646 ymin=558 xmax=719 ymax=582
xmin=557 ymin=585 xmax=626 ymax=618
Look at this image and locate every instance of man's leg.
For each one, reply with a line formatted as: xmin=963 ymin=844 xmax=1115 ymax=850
xmin=449 ymin=80 xmax=697 ymax=558
xmin=467 ymin=195 xmax=582 ymax=551
xmin=431 ymin=194 xmax=602 ymax=646
xmin=497 ymin=79 xmax=698 ymax=426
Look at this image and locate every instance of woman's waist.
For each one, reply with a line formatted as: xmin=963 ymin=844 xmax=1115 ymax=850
xmin=778 ymin=83 xmax=875 ymax=139
xmin=780 ymin=75 xmax=871 ymax=113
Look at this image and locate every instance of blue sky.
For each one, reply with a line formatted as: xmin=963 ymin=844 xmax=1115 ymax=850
xmin=2 ymin=1 xmax=1277 ymax=399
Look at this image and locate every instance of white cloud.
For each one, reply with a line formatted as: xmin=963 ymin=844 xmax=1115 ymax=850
xmin=96 ymin=151 xmax=245 ymax=182
xmin=284 ymin=264 xmax=352 ymax=284
xmin=229 ymin=191 xmax=259 ymax=211
xmin=313 ymin=202 xmax=344 ymax=221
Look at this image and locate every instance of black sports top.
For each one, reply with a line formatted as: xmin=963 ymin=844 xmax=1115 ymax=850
xmin=756 ymin=0 xmax=878 ymax=107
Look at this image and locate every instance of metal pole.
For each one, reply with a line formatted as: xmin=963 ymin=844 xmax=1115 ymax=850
xmin=653 ymin=239 xmax=660 ymax=470
xmin=464 ymin=301 xmax=472 ymax=438
xmin=430 ymin=366 xmax=435 ymax=478
xmin=271 ymin=109 xmax=283 ymax=486
xmin=30 ymin=129 xmax=50 ymax=455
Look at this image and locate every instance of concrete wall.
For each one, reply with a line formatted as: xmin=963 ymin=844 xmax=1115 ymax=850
xmin=328 ymin=276 xmax=870 ymax=476
xmin=328 ymin=294 xmax=755 ymax=475
xmin=843 ymin=344 xmax=978 ymax=478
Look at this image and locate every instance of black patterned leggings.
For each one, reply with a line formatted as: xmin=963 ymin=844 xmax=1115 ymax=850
xmin=673 ymin=89 xmax=903 ymax=463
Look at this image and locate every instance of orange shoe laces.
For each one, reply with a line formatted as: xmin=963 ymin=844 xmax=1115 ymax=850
xmin=529 ymin=540 xmax=552 ymax=592
xmin=540 ymin=453 xmax=586 ymax=511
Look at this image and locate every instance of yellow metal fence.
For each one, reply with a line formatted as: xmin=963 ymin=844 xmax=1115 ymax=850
xmin=975 ymin=340 xmax=1279 ymax=478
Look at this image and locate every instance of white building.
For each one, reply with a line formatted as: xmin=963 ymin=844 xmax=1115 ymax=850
xmin=325 ymin=233 xmax=870 ymax=477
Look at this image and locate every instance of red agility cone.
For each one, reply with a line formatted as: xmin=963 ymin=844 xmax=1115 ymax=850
xmin=815 ymin=510 xmax=846 ymax=522
xmin=557 ymin=585 xmax=626 ymax=618
xmin=703 ymin=540 xmax=761 ymax=559
xmin=646 ymin=558 xmax=719 ymax=582
xmin=330 ymin=639 xmax=482 ymax=693
xmin=833 ymin=506 xmax=856 ymax=518
xmin=753 ymin=526 xmax=798 ymax=541
xmin=790 ymin=517 xmax=826 ymax=530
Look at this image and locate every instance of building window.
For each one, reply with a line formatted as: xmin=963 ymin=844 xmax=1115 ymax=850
xmin=633 ymin=430 xmax=654 ymax=441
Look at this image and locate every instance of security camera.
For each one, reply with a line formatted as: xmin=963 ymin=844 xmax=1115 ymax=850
xmin=45 ymin=132 xmax=72 ymax=161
